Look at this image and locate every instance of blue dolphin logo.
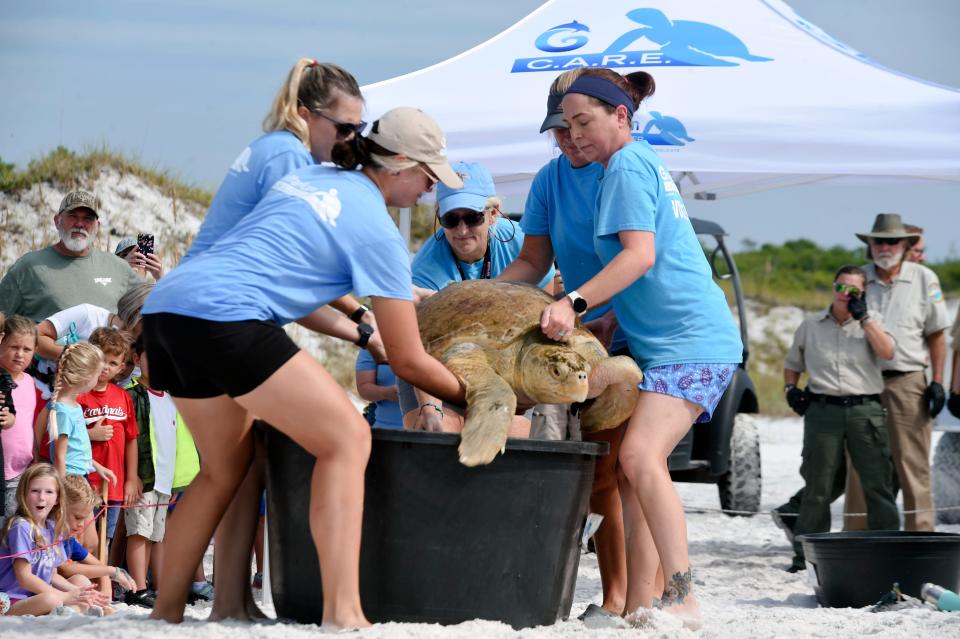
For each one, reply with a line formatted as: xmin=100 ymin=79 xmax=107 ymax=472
xmin=605 ymin=9 xmax=772 ymax=66
xmin=535 ymin=20 xmax=590 ymax=53
xmin=637 ymin=112 xmax=695 ymax=146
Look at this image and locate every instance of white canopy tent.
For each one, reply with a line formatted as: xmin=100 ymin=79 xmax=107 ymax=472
xmin=362 ymin=0 xmax=960 ymax=202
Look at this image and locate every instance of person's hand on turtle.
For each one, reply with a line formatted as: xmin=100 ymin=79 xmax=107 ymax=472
xmin=414 ymin=403 xmax=444 ymax=432
xmin=412 ymin=285 xmax=436 ymax=305
xmin=925 ymin=381 xmax=945 ymax=418
xmin=540 ymin=298 xmax=575 ymax=342
xmin=847 ymin=292 xmax=868 ymax=321
xmin=948 ymin=392 xmax=960 ymax=419
xmin=785 ymin=384 xmax=808 ymax=416
xmin=583 ymin=310 xmax=618 ymax=350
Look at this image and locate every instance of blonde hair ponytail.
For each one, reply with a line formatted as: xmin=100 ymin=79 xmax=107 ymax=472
xmin=48 ymin=342 xmax=103 ymax=439
xmin=262 ymin=58 xmax=362 ymax=147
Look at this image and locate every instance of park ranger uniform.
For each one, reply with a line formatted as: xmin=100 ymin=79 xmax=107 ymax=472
xmin=845 ymin=260 xmax=951 ymax=531
xmin=785 ymin=308 xmax=900 ymax=563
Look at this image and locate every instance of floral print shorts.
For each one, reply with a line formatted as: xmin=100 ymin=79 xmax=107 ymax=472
xmin=638 ymin=363 xmax=738 ymax=423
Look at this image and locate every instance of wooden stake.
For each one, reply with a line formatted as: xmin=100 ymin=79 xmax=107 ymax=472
xmin=98 ymin=482 xmax=109 ymax=561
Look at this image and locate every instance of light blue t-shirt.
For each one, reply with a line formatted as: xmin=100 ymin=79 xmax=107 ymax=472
xmin=49 ymin=402 xmax=93 ymax=475
xmin=355 ymin=350 xmax=402 ymax=430
xmin=183 ymin=131 xmax=312 ymax=262
xmin=412 ymin=222 xmax=555 ymax=292
xmin=144 ymin=166 xmax=413 ymax=325
xmin=522 ymin=156 xmax=627 ymax=352
xmin=594 ymin=141 xmax=742 ymax=369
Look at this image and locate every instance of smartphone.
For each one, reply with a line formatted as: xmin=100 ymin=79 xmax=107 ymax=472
xmin=137 ymin=233 xmax=155 ymax=255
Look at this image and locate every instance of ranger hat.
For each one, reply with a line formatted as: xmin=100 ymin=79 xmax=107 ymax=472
xmin=58 ymin=190 xmax=100 ymax=218
xmin=855 ymin=213 xmax=920 ymax=244
xmin=367 ymin=107 xmax=463 ymax=189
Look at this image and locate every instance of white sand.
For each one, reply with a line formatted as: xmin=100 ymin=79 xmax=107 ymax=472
xmin=3 ymin=417 xmax=958 ymax=638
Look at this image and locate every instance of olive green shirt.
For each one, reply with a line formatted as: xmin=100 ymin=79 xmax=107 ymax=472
xmin=785 ymin=308 xmax=893 ymax=396
xmin=0 ymin=246 xmax=143 ymax=322
xmin=863 ymin=261 xmax=950 ymax=372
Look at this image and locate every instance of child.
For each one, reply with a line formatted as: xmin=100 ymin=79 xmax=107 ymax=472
xmin=48 ymin=343 xmax=116 ymax=490
xmin=124 ymin=336 xmax=200 ymax=608
xmin=0 ymin=316 xmax=38 ymax=525
xmin=58 ymin=474 xmax=136 ymax=602
xmin=0 ymin=463 xmax=106 ymax=615
xmin=80 ymin=327 xmax=139 ymax=543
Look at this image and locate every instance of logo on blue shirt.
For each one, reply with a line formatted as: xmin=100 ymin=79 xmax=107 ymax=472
xmin=513 ymin=8 xmax=773 ymax=73
xmin=632 ymin=112 xmax=695 ymax=147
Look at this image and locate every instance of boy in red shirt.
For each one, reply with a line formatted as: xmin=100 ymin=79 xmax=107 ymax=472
xmin=79 ymin=327 xmax=139 ymax=546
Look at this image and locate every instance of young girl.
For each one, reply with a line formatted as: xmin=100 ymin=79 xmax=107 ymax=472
xmin=58 ymin=474 xmax=136 ymax=601
xmin=48 ymin=342 xmax=116 ymax=489
xmin=0 ymin=463 xmax=105 ymax=615
xmin=0 ymin=317 xmax=39 ymax=524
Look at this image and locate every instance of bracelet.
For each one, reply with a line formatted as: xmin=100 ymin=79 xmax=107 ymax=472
xmin=349 ymin=305 xmax=369 ymax=324
xmin=419 ymin=402 xmax=444 ymax=417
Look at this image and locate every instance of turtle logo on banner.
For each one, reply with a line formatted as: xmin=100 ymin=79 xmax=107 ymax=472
xmin=513 ymin=8 xmax=772 ymax=73
xmin=633 ymin=112 xmax=695 ymax=147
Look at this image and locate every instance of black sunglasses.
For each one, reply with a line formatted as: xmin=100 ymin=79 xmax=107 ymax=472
xmin=313 ymin=111 xmax=367 ymax=139
xmin=439 ymin=210 xmax=485 ymax=229
xmin=870 ymin=237 xmax=903 ymax=246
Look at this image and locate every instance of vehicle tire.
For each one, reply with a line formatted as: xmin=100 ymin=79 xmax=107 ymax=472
xmin=933 ymin=432 xmax=960 ymax=525
xmin=718 ymin=413 xmax=762 ymax=516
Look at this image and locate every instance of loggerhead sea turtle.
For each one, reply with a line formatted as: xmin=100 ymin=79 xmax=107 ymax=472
xmin=416 ymin=280 xmax=643 ymax=467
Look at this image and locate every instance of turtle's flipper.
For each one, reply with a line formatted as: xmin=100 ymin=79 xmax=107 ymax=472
xmin=580 ymin=356 xmax=643 ymax=433
xmin=442 ymin=344 xmax=517 ymax=467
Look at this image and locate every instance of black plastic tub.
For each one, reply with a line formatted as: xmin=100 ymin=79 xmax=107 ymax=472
xmin=265 ymin=428 xmax=607 ymax=628
xmin=798 ymin=531 xmax=960 ymax=607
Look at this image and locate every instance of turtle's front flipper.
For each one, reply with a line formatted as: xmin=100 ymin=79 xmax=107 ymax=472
xmin=580 ymin=356 xmax=644 ymax=433
xmin=441 ymin=343 xmax=517 ymax=467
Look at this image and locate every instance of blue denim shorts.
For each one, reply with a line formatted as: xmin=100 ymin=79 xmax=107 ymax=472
xmin=638 ymin=363 xmax=737 ymax=423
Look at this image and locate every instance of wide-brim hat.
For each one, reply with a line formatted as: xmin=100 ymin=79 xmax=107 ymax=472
xmin=855 ymin=213 xmax=920 ymax=244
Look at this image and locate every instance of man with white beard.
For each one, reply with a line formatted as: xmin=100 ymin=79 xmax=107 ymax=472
xmin=843 ymin=213 xmax=950 ymax=531
xmin=0 ymin=190 xmax=143 ymax=322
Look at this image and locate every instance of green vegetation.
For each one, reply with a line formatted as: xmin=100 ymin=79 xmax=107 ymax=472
xmin=0 ymin=146 xmax=212 ymax=207
xmin=723 ymin=238 xmax=960 ymax=309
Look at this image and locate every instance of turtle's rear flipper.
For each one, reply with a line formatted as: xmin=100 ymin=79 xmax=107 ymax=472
xmin=581 ymin=356 xmax=643 ymax=433
xmin=442 ymin=344 xmax=517 ymax=467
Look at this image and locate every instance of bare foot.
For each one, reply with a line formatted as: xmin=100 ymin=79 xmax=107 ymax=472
xmin=319 ymin=614 xmax=372 ymax=632
xmin=660 ymin=593 xmax=703 ymax=631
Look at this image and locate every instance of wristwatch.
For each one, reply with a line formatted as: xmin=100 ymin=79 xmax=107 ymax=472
xmin=356 ymin=322 xmax=374 ymax=348
xmin=566 ymin=290 xmax=588 ymax=316
xmin=349 ymin=304 xmax=369 ymax=324
xmin=784 ymin=383 xmax=796 ymax=394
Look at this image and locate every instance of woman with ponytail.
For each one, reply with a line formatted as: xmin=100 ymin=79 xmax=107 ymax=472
xmin=47 ymin=343 xmax=116 ymax=490
xmin=142 ymin=107 xmax=466 ymax=629
xmin=536 ymin=68 xmax=742 ymax=629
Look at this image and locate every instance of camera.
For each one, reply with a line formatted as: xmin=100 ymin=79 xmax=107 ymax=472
xmin=0 ymin=370 xmax=18 ymax=416
xmin=137 ymin=233 xmax=155 ymax=255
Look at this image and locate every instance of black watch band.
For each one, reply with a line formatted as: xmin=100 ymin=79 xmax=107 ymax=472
xmin=349 ymin=304 xmax=369 ymax=324
xmin=356 ymin=322 xmax=374 ymax=348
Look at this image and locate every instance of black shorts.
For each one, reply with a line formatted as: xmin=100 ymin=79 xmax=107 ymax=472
xmin=141 ymin=313 xmax=300 ymax=399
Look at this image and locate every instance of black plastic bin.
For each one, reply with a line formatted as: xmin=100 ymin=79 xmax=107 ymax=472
xmin=798 ymin=531 xmax=960 ymax=607
xmin=265 ymin=428 xmax=607 ymax=628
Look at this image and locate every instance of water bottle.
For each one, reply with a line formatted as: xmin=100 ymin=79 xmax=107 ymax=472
xmin=921 ymin=583 xmax=960 ymax=612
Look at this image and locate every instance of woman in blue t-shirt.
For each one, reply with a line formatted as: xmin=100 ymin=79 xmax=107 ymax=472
xmin=404 ymin=161 xmax=554 ymax=433
xmin=141 ymin=108 xmax=466 ymax=630
xmin=498 ymin=69 xmax=634 ymax=621
xmin=184 ymin=59 xmax=382 ymax=353
xmin=541 ymin=69 xmax=742 ymax=628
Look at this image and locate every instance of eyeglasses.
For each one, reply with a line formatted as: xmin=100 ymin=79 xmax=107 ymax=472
xmin=439 ymin=209 xmax=486 ymax=229
xmin=312 ymin=111 xmax=367 ymax=139
xmin=418 ymin=164 xmax=438 ymax=191
xmin=870 ymin=237 xmax=903 ymax=246
xmin=833 ymin=282 xmax=862 ymax=296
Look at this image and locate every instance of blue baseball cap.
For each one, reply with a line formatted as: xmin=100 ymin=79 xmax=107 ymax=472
xmin=436 ymin=161 xmax=495 ymax=215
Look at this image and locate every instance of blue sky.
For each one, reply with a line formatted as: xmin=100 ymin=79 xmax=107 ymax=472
xmin=1 ymin=0 xmax=958 ymax=260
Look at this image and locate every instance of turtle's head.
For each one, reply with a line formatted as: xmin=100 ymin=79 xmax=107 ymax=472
xmin=517 ymin=344 xmax=590 ymax=403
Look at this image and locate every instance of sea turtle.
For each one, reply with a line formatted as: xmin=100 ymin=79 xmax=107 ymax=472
xmin=416 ymin=280 xmax=643 ymax=467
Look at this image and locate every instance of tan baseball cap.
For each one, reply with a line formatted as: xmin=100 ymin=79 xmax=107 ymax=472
xmin=58 ymin=190 xmax=100 ymax=218
xmin=367 ymin=107 xmax=463 ymax=189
